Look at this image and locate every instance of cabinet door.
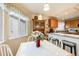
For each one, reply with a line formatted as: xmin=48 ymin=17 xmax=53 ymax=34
xmin=49 ymin=19 xmax=58 ymax=28
xmin=65 ymin=21 xmax=71 ymax=28
xmin=65 ymin=20 xmax=78 ymax=28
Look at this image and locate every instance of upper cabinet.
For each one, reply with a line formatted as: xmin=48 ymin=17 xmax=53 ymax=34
xmin=65 ymin=19 xmax=79 ymax=28
xmin=49 ymin=17 xmax=58 ymax=28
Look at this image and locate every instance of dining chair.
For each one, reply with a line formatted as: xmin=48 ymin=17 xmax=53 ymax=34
xmin=0 ymin=44 xmax=13 ymax=56
xmin=62 ymin=40 xmax=76 ymax=56
xmin=27 ymin=36 xmax=35 ymax=42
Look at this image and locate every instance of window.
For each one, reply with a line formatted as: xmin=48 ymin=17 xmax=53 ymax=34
xmin=25 ymin=17 xmax=29 ymax=36
xmin=9 ymin=11 xmax=29 ymax=39
xmin=19 ymin=19 xmax=26 ymax=36
xmin=0 ymin=6 xmax=3 ymax=41
xmin=9 ymin=15 xmax=19 ymax=39
xmin=56 ymin=21 xmax=65 ymax=31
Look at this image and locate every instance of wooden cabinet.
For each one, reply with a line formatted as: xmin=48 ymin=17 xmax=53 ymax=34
xmin=49 ymin=17 xmax=58 ymax=28
xmin=32 ymin=16 xmax=45 ymax=33
xmin=65 ymin=19 xmax=79 ymax=28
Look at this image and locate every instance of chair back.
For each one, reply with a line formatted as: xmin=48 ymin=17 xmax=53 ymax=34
xmin=0 ymin=44 xmax=13 ymax=56
xmin=27 ymin=36 xmax=35 ymax=42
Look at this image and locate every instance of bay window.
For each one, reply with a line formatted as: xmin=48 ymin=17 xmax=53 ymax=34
xmin=19 ymin=19 xmax=26 ymax=36
xmin=0 ymin=4 xmax=3 ymax=42
xmin=9 ymin=14 xmax=19 ymax=39
xmin=0 ymin=4 xmax=29 ymax=40
xmin=9 ymin=10 xmax=29 ymax=39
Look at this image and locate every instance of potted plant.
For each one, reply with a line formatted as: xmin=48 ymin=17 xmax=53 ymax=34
xmin=31 ymin=31 xmax=44 ymax=47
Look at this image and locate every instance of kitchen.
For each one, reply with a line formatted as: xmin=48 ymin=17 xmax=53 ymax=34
xmin=45 ymin=14 xmax=79 ymax=56
xmin=32 ymin=4 xmax=79 ymax=55
xmin=0 ymin=3 xmax=79 ymax=56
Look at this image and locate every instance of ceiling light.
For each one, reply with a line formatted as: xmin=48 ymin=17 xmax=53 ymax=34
xmin=43 ymin=4 xmax=50 ymax=11
xmin=38 ymin=14 xmax=42 ymax=20
xmin=65 ymin=12 xmax=68 ymax=15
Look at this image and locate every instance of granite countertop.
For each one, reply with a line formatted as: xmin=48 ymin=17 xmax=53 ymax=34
xmin=53 ymin=32 xmax=79 ymax=39
xmin=63 ymin=32 xmax=79 ymax=35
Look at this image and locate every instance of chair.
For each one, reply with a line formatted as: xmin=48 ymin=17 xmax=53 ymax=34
xmin=27 ymin=36 xmax=35 ymax=42
xmin=0 ymin=44 xmax=13 ymax=56
xmin=48 ymin=37 xmax=60 ymax=47
xmin=51 ymin=38 xmax=60 ymax=46
xmin=62 ymin=40 xmax=76 ymax=56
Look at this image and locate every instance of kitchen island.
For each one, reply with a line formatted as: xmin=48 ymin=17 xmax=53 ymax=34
xmin=48 ymin=33 xmax=79 ymax=56
xmin=54 ymin=32 xmax=79 ymax=39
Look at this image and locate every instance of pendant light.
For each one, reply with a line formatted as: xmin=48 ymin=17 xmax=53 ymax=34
xmin=38 ymin=14 xmax=42 ymax=20
xmin=43 ymin=4 xmax=50 ymax=11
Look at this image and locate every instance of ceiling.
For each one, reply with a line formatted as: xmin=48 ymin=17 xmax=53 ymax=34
xmin=22 ymin=3 xmax=79 ymax=20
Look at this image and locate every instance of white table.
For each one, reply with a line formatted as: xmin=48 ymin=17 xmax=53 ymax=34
xmin=16 ymin=40 xmax=72 ymax=56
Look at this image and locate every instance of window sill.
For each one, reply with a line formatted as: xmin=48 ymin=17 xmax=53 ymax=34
xmin=0 ymin=40 xmax=5 ymax=44
xmin=9 ymin=34 xmax=28 ymax=40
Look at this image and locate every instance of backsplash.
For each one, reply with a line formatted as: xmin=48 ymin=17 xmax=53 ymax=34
xmin=67 ymin=28 xmax=79 ymax=33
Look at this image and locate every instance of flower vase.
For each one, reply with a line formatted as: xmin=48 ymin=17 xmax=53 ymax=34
xmin=36 ymin=39 xmax=40 ymax=47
